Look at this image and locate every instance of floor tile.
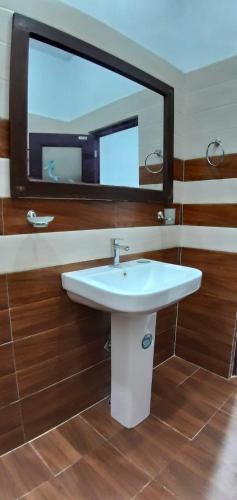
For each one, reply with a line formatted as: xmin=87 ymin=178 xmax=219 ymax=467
xmin=180 ymin=368 xmax=235 ymax=409
xmin=32 ymin=415 xmax=103 ymax=474
xmin=152 ymin=356 xmax=198 ymax=397
xmin=84 ymin=442 xmax=149 ymax=497
xmin=160 ymin=408 xmax=237 ymax=500
xmin=193 ymin=410 xmax=237 ymax=466
xmin=222 ymin=391 xmax=237 ymax=418
xmin=33 ymin=441 xmax=149 ymax=500
xmin=136 ymin=480 xmax=178 ymax=499
xmin=160 ymin=440 xmax=237 ymax=500
xmin=24 ymin=478 xmax=62 ymax=500
xmin=110 ymin=415 xmax=187 ymax=478
xmin=0 ymin=444 xmax=50 ymax=500
xmin=151 ymin=383 xmax=216 ymax=439
xmin=82 ymin=397 xmax=124 ymax=439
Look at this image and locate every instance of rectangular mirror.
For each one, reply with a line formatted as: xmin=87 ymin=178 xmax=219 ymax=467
xmin=10 ymin=14 xmax=174 ymax=202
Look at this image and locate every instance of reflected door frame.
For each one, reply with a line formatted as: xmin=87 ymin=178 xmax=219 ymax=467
xmin=29 ymin=133 xmax=99 ymax=183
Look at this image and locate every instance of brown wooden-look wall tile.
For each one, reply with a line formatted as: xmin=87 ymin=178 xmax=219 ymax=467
xmin=14 ymin=313 xmax=110 ymax=397
xmin=156 ymin=305 xmax=177 ymax=334
xmin=173 ymin=158 xmax=184 ymax=181
xmin=2 ymin=197 xmax=181 ymax=234
xmin=0 ymin=343 xmax=18 ymax=407
xmin=10 ymin=295 xmax=91 ymax=340
xmin=153 ymin=327 xmax=175 ymax=367
xmin=116 ymin=201 xmax=181 ymax=227
xmin=0 ymin=402 xmax=24 ymax=455
xmin=178 ymin=293 xmax=236 ymax=343
xmin=0 ymin=274 xmax=8 ymax=310
xmin=128 ymin=248 xmax=179 ymax=264
xmin=177 ymin=248 xmax=237 ymax=377
xmin=0 ymin=119 xmax=9 ymax=158
xmin=177 ymin=293 xmax=236 ymax=377
xmin=0 ymin=274 xmax=11 ymax=345
xmin=0 ymin=310 xmax=11 ymax=345
xmin=181 ymin=248 xmax=237 ymax=302
xmin=7 ymin=259 xmax=111 ymax=308
xmin=21 ymin=359 xmax=110 ymax=440
xmin=3 ymin=198 xmax=116 ymax=234
xmin=183 ymin=204 xmax=237 ymax=227
xmin=184 ymin=154 xmax=237 ymax=180
xmin=176 ymin=325 xmax=230 ymax=378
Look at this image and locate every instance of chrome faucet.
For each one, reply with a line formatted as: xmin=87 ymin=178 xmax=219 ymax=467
xmin=112 ymin=238 xmax=130 ymax=266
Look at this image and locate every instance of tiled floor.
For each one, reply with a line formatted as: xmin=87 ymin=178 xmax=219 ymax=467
xmin=1 ymin=356 xmax=237 ymax=499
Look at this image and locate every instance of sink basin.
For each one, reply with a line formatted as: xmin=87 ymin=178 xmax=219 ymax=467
xmin=62 ymin=259 xmax=202 ymax=428
xmin=62 ymin=259 xmax=202 ymax=314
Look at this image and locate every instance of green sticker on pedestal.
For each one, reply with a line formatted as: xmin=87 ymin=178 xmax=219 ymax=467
xmin=142 ymin=334 xmax=153 ymax=349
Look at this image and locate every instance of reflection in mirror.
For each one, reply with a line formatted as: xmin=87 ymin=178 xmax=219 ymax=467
xmin=28 ymin=39 xmax=164 ymax=191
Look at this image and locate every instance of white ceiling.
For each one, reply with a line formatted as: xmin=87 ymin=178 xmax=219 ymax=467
xmin=59 ymin=0 xmax=237 ymax=72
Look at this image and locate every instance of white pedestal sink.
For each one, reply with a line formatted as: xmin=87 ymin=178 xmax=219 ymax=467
xmin=62 ymin=259 xmax=202 ymax=428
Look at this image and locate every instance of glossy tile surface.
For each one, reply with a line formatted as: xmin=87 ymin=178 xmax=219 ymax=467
xmin=32 ymin=415 xmax=104 ymax=474
xmin=0 ymin=249 xmax=177 ymax=455
xmin=1 ymin=356 xmax=237 ymax=499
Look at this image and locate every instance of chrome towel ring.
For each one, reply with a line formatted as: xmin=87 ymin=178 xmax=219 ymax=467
xmin=206 ymin=139 xmax=224 ymax=167
xmin=144 ymin=149 xmax=163 ymax=174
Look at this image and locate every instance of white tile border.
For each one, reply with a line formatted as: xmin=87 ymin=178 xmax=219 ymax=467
xmin=0 ymin=225 xmax=179 ymax=274
xmin=1 ymin=224 xmax=236 ymax=275
xmin=173 ymin=179 xmax=237 ymax=204
xmin=0 ymin=158 xmax=10 ymax=197
xmin=180 ymin=225 xmax=237 ymax=253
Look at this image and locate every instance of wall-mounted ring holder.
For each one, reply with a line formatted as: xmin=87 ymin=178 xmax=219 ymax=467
xmin=144 ymin=149 xmax=163 ymax=174
xmin=206 ymin=139 xmax=225 ymax=167
xmin=26 ymin=210 xmax=54 ymax=228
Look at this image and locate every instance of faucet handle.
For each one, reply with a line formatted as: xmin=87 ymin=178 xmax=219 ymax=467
xmin=112 ymin=238 xmax=123 ymax=245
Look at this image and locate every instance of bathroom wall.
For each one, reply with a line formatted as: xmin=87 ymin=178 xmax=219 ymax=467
xmin=0 ymin=0 xmax=181 ymax=455
xmin=0 ymin=0 xmax=236 ymax=457
xmin=176 ymin=60 xmax=237 ymax=377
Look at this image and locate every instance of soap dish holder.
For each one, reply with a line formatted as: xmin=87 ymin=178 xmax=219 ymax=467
xmin=26 ymin=210 xmax=55 ymax=228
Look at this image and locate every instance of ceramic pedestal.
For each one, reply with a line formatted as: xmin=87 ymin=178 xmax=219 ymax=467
xmin=111 ymin=312 xmax=156 ymax=428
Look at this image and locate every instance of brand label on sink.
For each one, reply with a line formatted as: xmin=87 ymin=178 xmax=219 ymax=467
xmin=142 ymin=334 xmax=153 ymax=349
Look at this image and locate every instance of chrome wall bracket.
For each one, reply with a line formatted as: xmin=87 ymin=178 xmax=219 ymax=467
xmin=26 ymin=210 xmax=54 ymax=228
xmin=157 ymin=208 xmax=176 ymax=225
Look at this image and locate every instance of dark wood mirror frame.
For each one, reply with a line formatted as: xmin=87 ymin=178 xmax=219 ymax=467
xmin=10 ymin=13 xmax=174 ymax=202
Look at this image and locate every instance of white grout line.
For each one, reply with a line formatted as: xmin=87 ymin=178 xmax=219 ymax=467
xmin=189 ymin=396 xmax=230 ymax=442
xmin=19 ymin=358 xmax=109 ymax=402
xmin=0 ymin=396 xmax=109 ymax=459
xmin=175 ymin=355 xmax=235 ymax=382
xmin=131 ymin=478 xmax=153 ymax=499
xmin=29 ymin=395 xmax=109 ymax=445
xmin=11 ymin=316 xmax=92 ymax=344
xmin=108 ymin=438 xmax=154 ymax=481
xmin=17 ymin=480 xmax=50 ymax=500
xmin=79 ymin=395 xmax=109 ymax=416
xmin=79 ymin=414 xmax=109 ymax=443
xmin=30 ymin=442 xmax=54 ymax=476
xmin=4 ymin=272 xmax=27 ymax=442
xmin=153 ymin=353 xmax=175 ymax=371
xmin=150 ymin=413 xmax=191 ymax=440
xmin=229 ymin=310 xmax=237 ymax=377
xmin=177 ymin=367 xmax=200 ymax=387
xmin=54 ymin=457 xmax=82 ymax=478
xmin=189 ymin=408 xmax=220 ymax=442
xmin=173 ymin=303 xmax=179 ymax=355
